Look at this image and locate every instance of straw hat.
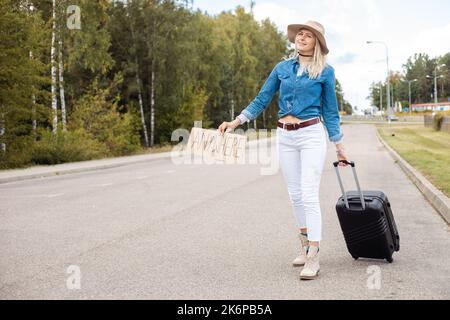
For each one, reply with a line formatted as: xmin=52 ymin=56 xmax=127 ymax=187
xmin=287 ymin=21 xmax=329 ymax=55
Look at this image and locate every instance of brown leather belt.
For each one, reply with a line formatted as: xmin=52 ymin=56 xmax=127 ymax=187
xmin=277 ymin=117 xmax=320 ymax=130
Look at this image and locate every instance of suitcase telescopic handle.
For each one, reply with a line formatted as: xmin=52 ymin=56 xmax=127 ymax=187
xmin=333 ymin=160 xmax=366 ymax=210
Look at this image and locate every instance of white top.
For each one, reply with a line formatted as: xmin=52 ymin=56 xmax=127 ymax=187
xmin=297 ymin=64 xmax=305 ymax=76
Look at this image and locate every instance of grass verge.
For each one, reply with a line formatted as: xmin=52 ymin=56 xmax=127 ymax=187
xmin=377 ymin=125 xmax=450 ymax=197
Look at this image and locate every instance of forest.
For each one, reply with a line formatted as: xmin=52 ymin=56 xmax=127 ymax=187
xmin=368 ymin=52 xmax=450 ymax=112
xmin=0 ymin=0 xmax=352 ymax=169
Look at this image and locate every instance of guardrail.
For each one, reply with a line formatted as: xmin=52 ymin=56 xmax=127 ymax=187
xmin=341 ymin=115 xmax=423 ymax=123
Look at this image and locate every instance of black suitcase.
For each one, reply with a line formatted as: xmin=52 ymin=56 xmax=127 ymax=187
xmin=333 ymin=160 xmax=400 ymax=263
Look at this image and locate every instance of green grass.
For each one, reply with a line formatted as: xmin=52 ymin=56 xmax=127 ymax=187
xmin=377 ymin=125 xmax=450 ymax=197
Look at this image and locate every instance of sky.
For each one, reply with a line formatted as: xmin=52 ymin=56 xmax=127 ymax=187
xmin=193 ymin=0 xmax=450 ymax=111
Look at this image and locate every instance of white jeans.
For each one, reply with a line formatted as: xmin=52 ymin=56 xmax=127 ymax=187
xmin=276 ymin=118 xmax=327 ymax=242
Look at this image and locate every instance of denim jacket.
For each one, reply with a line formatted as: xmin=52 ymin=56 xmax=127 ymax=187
xmin=240 ymin=58 xmax=343 ymax=143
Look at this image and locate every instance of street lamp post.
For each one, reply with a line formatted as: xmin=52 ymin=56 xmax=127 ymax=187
xmin=380 ymin=83 xmax=383 ymax=115
xmin=367 ymin=40 xmax=391 ymax=123
xmin=427 ymin=64 xmax=446 ymax=104
xmin=407 ymin=79 xmax=417 ymax=116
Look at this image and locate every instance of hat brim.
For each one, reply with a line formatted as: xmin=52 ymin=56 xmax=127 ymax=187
xmin=287 ymin=24 xmax=329 ymax=55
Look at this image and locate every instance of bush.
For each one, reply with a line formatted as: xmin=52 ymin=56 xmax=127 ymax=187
xmin=433 ymin=113 xmax=444 ymax=131
xmin=31 ymin=128 xmax=108 ymax=165
xmin=68 ymin=86 xmax=142 ymax=157
xmin=0 ymin=136 xmax=34 ymax=169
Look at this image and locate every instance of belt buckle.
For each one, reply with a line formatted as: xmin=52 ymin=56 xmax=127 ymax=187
xmin=282 ymin=122 xmax=287 ymax=130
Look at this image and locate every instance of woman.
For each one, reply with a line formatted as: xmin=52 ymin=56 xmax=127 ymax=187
xmin=218 ymin=21 xmax=348 ymax=280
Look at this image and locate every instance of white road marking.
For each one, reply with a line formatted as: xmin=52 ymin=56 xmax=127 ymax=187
xmin=136 ymin=170 xmax=174 ymax=180
xmin=1 ymin=193 xmax=67 ymax=198
xmin=88 ymin=183 xmax=113 ymax=187
xmin=47 ymin=193 xmax=65 ymax=198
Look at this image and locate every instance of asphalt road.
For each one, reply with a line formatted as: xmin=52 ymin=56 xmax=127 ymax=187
xmin=1 ymin=124 xmax=449 ymax=299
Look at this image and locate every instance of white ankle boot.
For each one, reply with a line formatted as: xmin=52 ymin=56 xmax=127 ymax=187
xmin=300 ymin=245 xmax=320 ymax=280
xmin=292 ymin=233 xmax=309 ymax=267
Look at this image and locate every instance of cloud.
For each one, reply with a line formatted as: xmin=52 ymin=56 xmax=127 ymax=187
xmin=196 ymin=0 xmax=450 ymax=109
xmin=320 ymin=0 xmax=381 ymax=35
xmin=251 ymin=1 xmax=384 ymax=108
xmin=411 ymin=23 xmax=450 ymax=58
xmin=253 ymin=2 xmax=305 ymax=33
xmin=334 ymin=53 xmax=359 ymax=64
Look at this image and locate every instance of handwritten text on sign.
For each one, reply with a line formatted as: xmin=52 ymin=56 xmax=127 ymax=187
xmin=186 ymin=128 xmax=247 ymax=163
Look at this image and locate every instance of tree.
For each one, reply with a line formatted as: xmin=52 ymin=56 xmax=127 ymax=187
xmin=50 ymin=0 xmax=58 ymax=132
xmin=0 ymin=0 xmax=49 ymax=168
xmin=437 ymin=53 xmax=450 ymax=102
xmin=68 ymin=77 xmax=141 ymax=156
xmin=1 ymin=0 xmax=296 ymax=168
xmin=403 ymin=53 xmax=435 ymax=104
xmin=109 ymin=0 xmax=149 ymax=147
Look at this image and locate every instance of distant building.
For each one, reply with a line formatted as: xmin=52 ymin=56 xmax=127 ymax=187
xmin=365 ymin=106 xmax=380 ymax=115
xmin=411 ymin=102 xmax=450 ymax=112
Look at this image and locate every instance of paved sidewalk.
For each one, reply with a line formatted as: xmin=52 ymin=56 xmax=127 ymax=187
xmin=0 ymin=124 xmax=449 ymax=299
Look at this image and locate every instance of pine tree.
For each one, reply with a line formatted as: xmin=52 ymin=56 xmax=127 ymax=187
xmin=0 ymin=0 xmax=49 ymax=168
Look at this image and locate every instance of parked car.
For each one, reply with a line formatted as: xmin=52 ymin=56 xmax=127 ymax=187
xmin=387 ymin=115 xmax=399 ymax=121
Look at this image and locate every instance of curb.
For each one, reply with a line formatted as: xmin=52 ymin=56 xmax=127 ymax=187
xmin=376 ymin=129 xmax=450 ymax=225
xmin=0 ymin=152 xmax=174 ymax=185
xmin=0 ymin=136 xmax=274 ymax=185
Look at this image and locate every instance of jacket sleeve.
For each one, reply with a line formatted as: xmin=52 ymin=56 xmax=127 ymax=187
xmin=321 ymin=67 xmax=344 ymax=144
xmin=240 ymin=65 xmax=281 ymax=121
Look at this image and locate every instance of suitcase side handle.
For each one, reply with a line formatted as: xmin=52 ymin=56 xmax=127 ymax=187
xmin=333 ymin=160 xmax=366 ymax=210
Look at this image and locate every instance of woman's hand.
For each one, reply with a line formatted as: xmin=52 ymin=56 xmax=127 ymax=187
xmin=217 ymin=118 xmax=240 ymax=135
xmin=336 ymin=146 xmax=349 ymax=167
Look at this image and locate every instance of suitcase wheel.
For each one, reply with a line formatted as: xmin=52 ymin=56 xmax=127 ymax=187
xmin=386 ymin=256 xmax=393 ymax=263
xmin=351 ymin=255 xmax=359 ymax=260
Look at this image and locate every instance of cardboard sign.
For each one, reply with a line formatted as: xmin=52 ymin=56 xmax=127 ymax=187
xmin=186 ymin=128 xmax=247 ymax=164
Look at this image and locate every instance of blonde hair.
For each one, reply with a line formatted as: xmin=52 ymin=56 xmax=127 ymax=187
xmin=289 ymin=35 xmax=327 ymax=79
